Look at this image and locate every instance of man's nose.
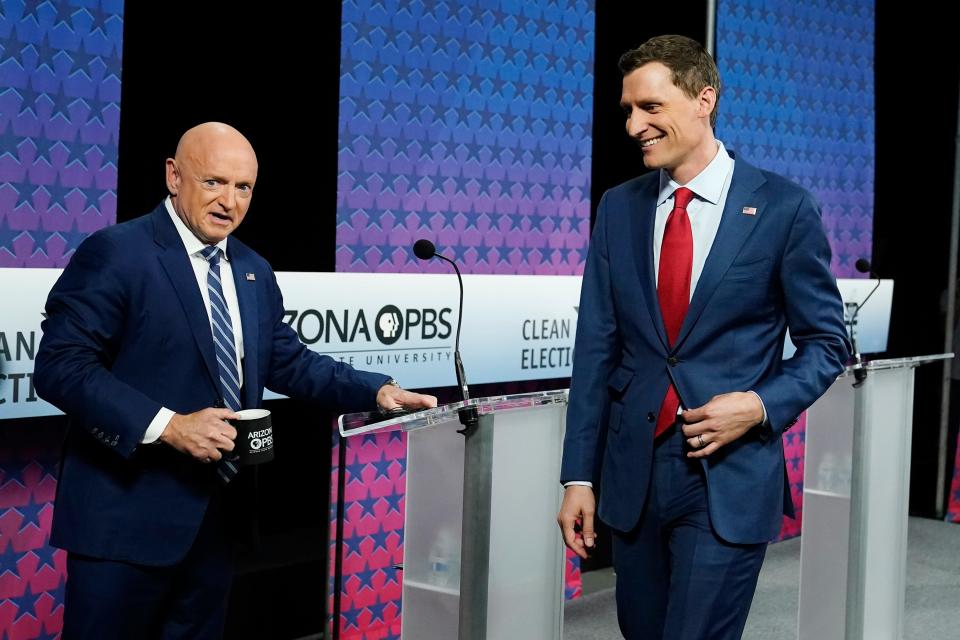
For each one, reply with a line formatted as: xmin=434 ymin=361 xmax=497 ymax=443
xmin=626 ymin=112 xmax=647 ymax=138
xmin=219 ymin=187 xmax=237 ymax=210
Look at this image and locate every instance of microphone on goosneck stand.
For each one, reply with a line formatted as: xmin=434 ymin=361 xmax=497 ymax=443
xmin=412 ymin=239 xmax=479 ymax=433
xmin=849 ymin=258 xmax=883 ymax=387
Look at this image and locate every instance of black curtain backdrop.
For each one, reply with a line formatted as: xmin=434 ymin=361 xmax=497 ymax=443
xmin=117 ymin=1 xmax=340 ymax=274
xmin=874 ymin=6 xmax=959 ymax=517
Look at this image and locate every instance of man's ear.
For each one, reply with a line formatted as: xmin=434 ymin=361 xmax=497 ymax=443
xmin=165 ymin=158 xmax=180 ymax=196
xmin=698 ymin=86 xmax=717 ymax=122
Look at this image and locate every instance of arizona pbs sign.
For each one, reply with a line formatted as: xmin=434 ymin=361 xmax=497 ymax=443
xmin=267 ymin=272 xmax=581 ymax=396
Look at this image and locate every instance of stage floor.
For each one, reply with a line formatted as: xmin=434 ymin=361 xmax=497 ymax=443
xmin=564 ymin=516 xmax=960 ymax=639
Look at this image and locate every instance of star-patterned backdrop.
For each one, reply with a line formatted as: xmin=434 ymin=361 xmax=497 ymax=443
xmin=716 ymin=0 xmax=874 ymax=279
xmin=1 ymin=0 xmax=122 ymax=638
xmin=0 ymin=0 xmax=121 ymax=268
xmin=948 ymin=441 xmax=960 ymax=523
xmin=335 ymin=0 xmax=595 ymax=276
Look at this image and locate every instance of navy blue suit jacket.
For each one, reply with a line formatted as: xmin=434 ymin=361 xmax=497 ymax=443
xmin=560 ymin=154 xmax=849 ymax=544
xmin=35 ymin=203 xmax=389 ymax=566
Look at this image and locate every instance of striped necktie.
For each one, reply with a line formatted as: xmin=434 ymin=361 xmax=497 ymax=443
xmin=200 ymin=245 xmax=241 ymax=483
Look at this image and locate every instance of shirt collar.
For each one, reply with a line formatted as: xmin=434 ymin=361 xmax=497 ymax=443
xmin=657 ymin=140 xmax=733 ymax=206
xmin=164 ymin=196 xmax=230 ymax=260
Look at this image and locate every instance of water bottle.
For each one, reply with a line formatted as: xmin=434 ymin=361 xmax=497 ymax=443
xmin=427 ymin=528 xmax=460 ymax=588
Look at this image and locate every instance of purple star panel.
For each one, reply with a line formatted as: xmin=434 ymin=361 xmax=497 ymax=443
xmin=336 ymin=0 xmax=596 ymax=275
xmin=328 ymin=427 xmax=406 ymax=639
xmin=0 ymin=447 xmax=67 ymax=639
xmin=0 ymin=0 xmax=122 ymax=268
xmin=947 ymin=438 xmax=960 ymax=523
xmin=717 ymin=1 xmax=875 ymax=540
xmin=776 ymin=415 xmax=806 ymax=541
xmin=328 ymin=425 xmax=582 ymax=638
xmin=716 ymin=0 xmax=875 ymax=278
xmin=1 ymin=1 xmax=123 ymax=637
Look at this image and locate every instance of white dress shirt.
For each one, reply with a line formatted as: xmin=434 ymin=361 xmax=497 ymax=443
xmin=654 ymin=141 xmax=734 ymax=295
xmin=141 ymin=198 xmax=245 ymax=443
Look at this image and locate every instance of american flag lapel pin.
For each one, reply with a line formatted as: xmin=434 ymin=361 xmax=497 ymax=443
xmin=742 ymin=206 xmax=757 ymax=216
xmin=246 ymin=273 xmax=256 ymax=281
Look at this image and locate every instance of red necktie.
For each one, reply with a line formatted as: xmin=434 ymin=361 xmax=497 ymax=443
xmin=655 ymin=187 xmax=695 ymax=437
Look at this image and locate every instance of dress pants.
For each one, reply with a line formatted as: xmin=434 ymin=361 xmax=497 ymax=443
xmin=62 ymin=491 xmax=234 ymax=640
xmin=611 ymin=424 xmax=768 ymax=640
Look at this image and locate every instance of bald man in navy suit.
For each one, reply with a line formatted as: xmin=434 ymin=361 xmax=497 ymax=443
xmin=557 ymin=36 xmax=848 ymax=639
xmin=36 ymin=123 xmax=436 ymax=639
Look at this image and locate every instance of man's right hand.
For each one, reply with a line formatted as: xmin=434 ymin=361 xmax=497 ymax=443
xmin=158 ymin=408 xmax=239 ymax=463
xmin=557 ymin=485 xmax=597 ymax=560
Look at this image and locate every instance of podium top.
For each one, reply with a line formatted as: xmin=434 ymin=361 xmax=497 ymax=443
xmin=842 ymin=353 xmax=953 ymax=376
xmin=338 ymin=389 xmax=569 ymax=437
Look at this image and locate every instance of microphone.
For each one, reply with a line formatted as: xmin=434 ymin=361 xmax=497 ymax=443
xmin=412 ymin=239 xmax=478 ymax=433
xmin=413 ymin=239 xmax=435 ymax=261
xmin=849 ymin=258 xmax=882 ymax=387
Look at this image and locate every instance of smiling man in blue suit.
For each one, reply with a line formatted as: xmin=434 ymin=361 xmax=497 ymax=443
xmin=557 ymin=36 xmax=849 ymax=639
xmin=35 ymin=122 xmax=436 ymax=639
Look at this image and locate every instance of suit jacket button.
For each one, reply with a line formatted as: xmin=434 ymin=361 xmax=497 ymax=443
xmin=647 ymin=412 xmax=656 ymax=423
xmin=667 ymin=356 xmax=679 ymax=366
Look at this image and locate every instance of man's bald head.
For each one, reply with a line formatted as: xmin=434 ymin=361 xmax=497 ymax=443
xmin=165 ymin=122 xmax=258 ymax=245
xmin=174 ymin=122 xmax=257 ymax=167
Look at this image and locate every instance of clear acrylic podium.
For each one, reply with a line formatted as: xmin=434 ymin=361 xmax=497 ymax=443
xmin=339 ymin=390 xmax=570 ymax=640
xmin=798 ymin=354 xmax=952 ymax=640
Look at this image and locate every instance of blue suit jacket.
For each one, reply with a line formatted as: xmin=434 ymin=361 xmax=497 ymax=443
xmin=560 ymin=154 xmax=849 ymax=544
xmin=35 ymin=203 xmax=389 ymax=565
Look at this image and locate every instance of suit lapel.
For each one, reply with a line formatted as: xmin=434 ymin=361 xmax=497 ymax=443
xmin=229 ymin=248 xmax=260 ymax=410
xmin=630 ymin=177 xmax=669 ymax=349
xmin=674 ymin=160 xmax=767 ymax=349
xmin=152 ymin=207 xmax=221 ymax=392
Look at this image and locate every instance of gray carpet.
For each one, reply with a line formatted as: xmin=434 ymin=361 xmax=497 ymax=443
xmin=564 ymin=517 xmax=960 ymax=639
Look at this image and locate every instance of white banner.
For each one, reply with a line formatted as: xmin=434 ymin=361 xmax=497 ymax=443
xmin=0 ymin=269 xmax=61 ymax=419
xmin=0 ymin=270 xmax=581 ymax=419
xmin=0 ymin=268 xmax=893 ymax=420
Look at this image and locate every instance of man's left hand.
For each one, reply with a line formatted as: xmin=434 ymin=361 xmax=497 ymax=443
xmin=681 ymin=392 xmax=764 ymax=458
xmin=376 ymin=384 xmax=437 ymax=413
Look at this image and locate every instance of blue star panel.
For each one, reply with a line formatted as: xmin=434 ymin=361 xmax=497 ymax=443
xmin=336 ymin=0 xmax=596 ymax=276
xmin=0 ymin=0 xmax=122 ymax=267
xmin=716 ymin=0 xmax=875 ymax=278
